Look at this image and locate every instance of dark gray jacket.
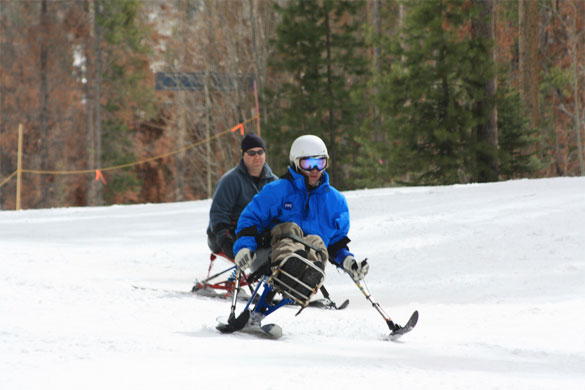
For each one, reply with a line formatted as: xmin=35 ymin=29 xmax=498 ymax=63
xmin=207 ymin=159 xmax=278 ymax=236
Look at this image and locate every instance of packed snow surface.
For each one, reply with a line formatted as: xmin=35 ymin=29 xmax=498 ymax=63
xmin=1 ymin=177 xmax=584 ymax=390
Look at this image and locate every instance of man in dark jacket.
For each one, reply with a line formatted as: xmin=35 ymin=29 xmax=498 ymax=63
xmin=207 ymin=133 xmax=278 ymax=259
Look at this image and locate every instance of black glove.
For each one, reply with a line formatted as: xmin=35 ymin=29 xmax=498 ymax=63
xmin=217 ymin=229 xmax=235 ymax=259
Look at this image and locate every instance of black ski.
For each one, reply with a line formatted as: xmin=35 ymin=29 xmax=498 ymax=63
xmin=216 ymin=310 xmax=250 ymax=334
xmin=216 ymin=315 xmax=282 ymax=339
xmin=388 ymin=310 xmax=419 ymax=341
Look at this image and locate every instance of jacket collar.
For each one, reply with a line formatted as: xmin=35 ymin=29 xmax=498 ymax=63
xmin=287 ymin=166 xmax=330 ymax=193
xmin=238 ymin=159 xmax=270 ymax=179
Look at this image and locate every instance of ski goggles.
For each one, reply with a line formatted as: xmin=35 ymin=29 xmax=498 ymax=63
xmin=299 ymin=157 xmax=328 ymax=172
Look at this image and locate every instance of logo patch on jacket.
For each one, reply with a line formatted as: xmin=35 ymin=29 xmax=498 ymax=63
xmin=284 ymin=201 xmax=293 ymax=210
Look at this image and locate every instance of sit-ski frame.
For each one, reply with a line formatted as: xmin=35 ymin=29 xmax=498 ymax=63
xmin=192 ymin=252 xmax=253 ymax=297
xmin=242 ymin=253 xmax=326 ymax=319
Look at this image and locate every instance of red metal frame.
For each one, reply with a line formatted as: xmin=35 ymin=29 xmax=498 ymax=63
xmin=193 ymin=252 xmax=252 ymax=299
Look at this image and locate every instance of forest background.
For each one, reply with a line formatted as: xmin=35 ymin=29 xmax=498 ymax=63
xmin=0 ymin=0 xmax=583 ymax=210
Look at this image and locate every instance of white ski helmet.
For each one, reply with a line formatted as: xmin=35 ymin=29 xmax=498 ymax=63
xmin=289 ymin=135 xmax=329 ymax=171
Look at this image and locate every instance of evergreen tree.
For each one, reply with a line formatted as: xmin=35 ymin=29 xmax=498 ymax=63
xmin=358 ymin=0 xmax=497 ymax=186
xmin=97 ymin=0 xmax=155 ymax=203
xmin=497 ymin=77 xmax=543 ymax=178
xmin=263 ymin=0 xmax=368 ymax=188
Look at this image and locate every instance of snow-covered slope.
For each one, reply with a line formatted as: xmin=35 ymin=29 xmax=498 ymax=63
xmin=1 ymin=177 xmax=584 ymax=390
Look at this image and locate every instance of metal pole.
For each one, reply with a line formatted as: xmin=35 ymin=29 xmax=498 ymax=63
xmin=16 ymin=123 xmax=23 ymax=210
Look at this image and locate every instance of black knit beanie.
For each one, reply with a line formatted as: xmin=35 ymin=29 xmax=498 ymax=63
xmin=241 ymin=133 xmax=266 ymax=153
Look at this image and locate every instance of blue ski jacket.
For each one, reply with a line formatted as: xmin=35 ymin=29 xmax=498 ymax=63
xmin=233 ymin=166 xmax=353 ymax=266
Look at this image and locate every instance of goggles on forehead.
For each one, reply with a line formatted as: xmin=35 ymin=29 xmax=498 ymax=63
xmin=299 ymin=157 xmax=328 ymax=172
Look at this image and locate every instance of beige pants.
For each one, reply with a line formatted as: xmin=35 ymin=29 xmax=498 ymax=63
xmin=270 ymin=222 xmax=328 ymax=268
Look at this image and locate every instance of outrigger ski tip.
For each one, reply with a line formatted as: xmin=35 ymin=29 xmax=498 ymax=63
xmin=388 ymin=310 xmax=419 ymax=340
xmin=352 ymin=276 xmax=419 ymax=341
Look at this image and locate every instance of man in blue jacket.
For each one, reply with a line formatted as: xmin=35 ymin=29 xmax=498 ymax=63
xmin=206 ymin=133 xmax=278 ymax=259
xmin=232 ymin=135 xmax=369 ymax=284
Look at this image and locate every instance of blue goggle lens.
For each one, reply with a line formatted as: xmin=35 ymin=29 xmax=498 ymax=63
xmin=299 ymin=157 xmax=327 ymax=171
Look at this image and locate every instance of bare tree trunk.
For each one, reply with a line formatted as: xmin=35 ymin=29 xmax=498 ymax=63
xmin=519 ymin=0 xmax=539 ymax=129
xmin=570 ymin=0 xmax=584 ymax=175
xmin=85 ymin=77 xmax=96 ymax=205
xmin=174 ymin=0 xmax=188 ymax=202
xmin=204 ymin=71 xmax=212 ymax=199
xmin=93 ymin=0 xmax=103 ymax=205
xmin=0 ymin=1 xmax=7 ymax=207
xmin=473 ymin=0 xmax=498 ymax=182
xmin=39 ymin=0 xmax=50 ymax=207
xmin=203 ymin=1 xmax=217 ymax=198
xmin=175 ymin=90 xmax=186 ymax=201
xmin=248 ymin=0 xmax=261 ymax=131
xmin=85 ymin=0 xmax=96 ymax=206
xmin=229 ymin=10 xmax=246 ymax=130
